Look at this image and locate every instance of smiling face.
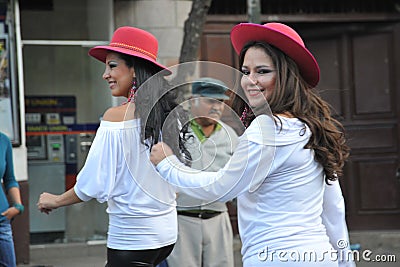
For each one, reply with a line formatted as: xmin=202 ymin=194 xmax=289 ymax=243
xmin=240 ymin=47 xmax=276 ymax=108
xmin=102 ymin=52 xmax=135 ymax=98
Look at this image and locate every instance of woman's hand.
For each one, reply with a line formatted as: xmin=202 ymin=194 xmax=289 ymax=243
xmin=37 ymin=192 xmax=59 ymax=214
xmin=37 ymin=188 xmax=82 ymax=214
xmin=1 ymin=207 xmax=20 ymax=220
xmin=150 ymin=142 xmax=173 ymax=165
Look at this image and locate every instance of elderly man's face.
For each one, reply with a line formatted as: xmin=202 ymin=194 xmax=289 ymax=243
xmin=190 ymin=96 xmax=225 ymax=127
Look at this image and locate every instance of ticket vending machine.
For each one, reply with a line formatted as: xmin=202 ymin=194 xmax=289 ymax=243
xmin=63 ymin=132 xmax=107 ymax=243
xmin=27 ymin=134 xmax=67 ymax=242
xmin=26 ymin=96 xmax=77 ymax=243
xmin=26 ymin=96 xmax=107 ymax=243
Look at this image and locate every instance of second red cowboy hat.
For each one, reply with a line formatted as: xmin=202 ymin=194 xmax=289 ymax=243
xmin=230 ymin=22 xmax=320 ymax=88
xmin=89 ymin=26 xmax=170 ymax=74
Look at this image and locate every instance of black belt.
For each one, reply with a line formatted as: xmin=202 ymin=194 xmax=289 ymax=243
xmin=177 ymin=210 xmax=222 ymax=219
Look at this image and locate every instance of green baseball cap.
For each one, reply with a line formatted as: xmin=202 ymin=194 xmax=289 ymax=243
xmin=192 ymin=77 xmax=230 ymax=100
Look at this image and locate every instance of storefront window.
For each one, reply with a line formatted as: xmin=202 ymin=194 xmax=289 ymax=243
xmin=21 ymin=0 xmax=113 ymax=244
xmin=0 ymin=1 xmax=20 ymax=145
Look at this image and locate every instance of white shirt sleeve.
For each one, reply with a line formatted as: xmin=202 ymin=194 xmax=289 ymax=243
xmin=156 ymin=143 xmax=271 ymax=202
xmin=74 ymin=126 xmax=120 ymax=203
xmin=322 ymin=180 xmax=356 ymax=267
xmin=156 ymin=115 xmax=276 ymax=202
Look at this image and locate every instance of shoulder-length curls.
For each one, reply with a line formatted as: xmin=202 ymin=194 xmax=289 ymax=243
xmin=230 ymin=41 xmax=350 ymax=183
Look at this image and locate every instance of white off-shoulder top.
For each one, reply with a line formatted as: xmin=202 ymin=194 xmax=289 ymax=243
xmin=74 ymin=119 xmax=177 ymax=250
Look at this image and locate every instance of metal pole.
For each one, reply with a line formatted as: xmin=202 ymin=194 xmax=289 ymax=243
xmin=247 ymin=0 xmax=261 ymax=24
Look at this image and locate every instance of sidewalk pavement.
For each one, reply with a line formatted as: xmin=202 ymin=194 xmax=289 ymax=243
xmin=17 ymin=232 xmax=400 ymax=267
xmin=18 ymin=240 xmax=108 ymax=267
xmin=18 ymin=237 xmax=243 ymax=267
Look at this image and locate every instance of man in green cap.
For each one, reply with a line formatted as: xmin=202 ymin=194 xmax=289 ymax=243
xmin=166 ymin=77 xmax=238 ymax=267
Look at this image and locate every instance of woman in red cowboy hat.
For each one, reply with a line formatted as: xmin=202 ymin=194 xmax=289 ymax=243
xmin=150 ymin=22 xmax=355 ymax=266
xmin=37 ymin=26 xmax=190 ymax=267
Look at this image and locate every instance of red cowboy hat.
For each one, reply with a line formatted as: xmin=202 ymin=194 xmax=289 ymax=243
xmin=89 ymin=26 xmax=170 ymax=74
xmin=230 ymin=22 xmax=320 ymax=87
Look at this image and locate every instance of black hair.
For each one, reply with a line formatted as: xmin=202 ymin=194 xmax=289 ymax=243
xmin=119 ymin=53 xmax=190 ymax=161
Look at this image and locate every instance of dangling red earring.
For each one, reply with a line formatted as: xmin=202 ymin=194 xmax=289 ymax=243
xmin=240 ymin=106 xmax=249 ymax=128
xmin=123 ymin=78 xmax=137 ymax=105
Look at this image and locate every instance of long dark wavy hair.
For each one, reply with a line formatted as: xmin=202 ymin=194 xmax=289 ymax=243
xmin=119 ymin=53 xmax=190 ymax=161
xmin=230 ymin=41 xmax=350 ymax=183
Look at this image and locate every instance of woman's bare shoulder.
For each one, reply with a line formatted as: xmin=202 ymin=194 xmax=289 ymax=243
xmin=102 ymin=104 xmax=135 ymax=122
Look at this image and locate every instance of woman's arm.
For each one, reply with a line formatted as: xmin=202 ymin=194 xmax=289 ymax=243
xmin=1 ymin=187 xmax=23 ymax=219
xmin=151 ymin=115 xmax=275 ymax=202
xmin=1 ymin=134 xmax=24 ymax=219
xmin=322 ymin=180 xmax=356 ymax=267
xmin=37 ymin=187 xmax=83 ymax=214
xmin=153 ymin=139 xmax=273 ymax=202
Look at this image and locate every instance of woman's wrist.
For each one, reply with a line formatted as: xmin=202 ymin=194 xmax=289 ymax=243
xmin=13 ymin=203 xmax=24 ymax=214
xmin=54 ymin=194 xmax=65 ymax=208
xmin=156 ymin=155 xmax=176 ymax=170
